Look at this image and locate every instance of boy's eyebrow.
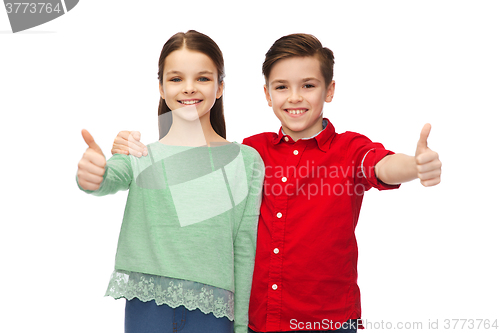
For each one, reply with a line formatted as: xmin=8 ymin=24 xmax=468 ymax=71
xmin=270 ymin=77 xmax=321 ymax=85
xmin=302 ymin=77 xmax=320 ymax=82
xmin=270 ymin=79 xmax=288 ymax=85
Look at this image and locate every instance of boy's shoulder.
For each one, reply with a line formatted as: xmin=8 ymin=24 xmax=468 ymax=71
xmin=240 ymin=127 xmax=377 ymax=155
xmin=243 ymin=131 xmax=277 ymax=141
xmin=242 ymin=131 xmax=277 ymax=148
xmin=337 ymin=130 xmax=372 ymax=142
xmin=232 ymin=141 xmax=261 ymax=157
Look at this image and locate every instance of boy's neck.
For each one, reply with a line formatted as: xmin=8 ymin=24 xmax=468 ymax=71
xmin=282 ymin=117 xmax=326 ymax=142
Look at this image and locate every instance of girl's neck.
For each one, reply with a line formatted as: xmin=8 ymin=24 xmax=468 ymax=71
xmin=159 ymin=112 xmax=228 ymax=147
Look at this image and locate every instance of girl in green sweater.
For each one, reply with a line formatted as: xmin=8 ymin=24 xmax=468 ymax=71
xmin=77 ymin=30 xmax=264 ymax=333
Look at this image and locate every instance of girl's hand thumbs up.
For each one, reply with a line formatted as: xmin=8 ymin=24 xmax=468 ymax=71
xmin=78 ymin=129 xmax=106 ymax=191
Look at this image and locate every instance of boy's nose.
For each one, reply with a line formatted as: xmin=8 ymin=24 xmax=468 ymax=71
xmin=287 ymin=92 xmax=303 ymax=103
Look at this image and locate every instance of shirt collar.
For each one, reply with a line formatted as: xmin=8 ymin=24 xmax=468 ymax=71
xmin=272 ymin=118 xmax=336 ymax=152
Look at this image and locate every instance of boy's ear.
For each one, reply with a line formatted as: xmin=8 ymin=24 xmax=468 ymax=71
xmin=159 ymin=82 xmax=165 ymax=100
xmin=216 ymin=81 xmax=224 ymax=99
xmin=325 ymin=80 xmax=335 ymax=103
xmin=264 ymin=84 xmax=272 ymax=107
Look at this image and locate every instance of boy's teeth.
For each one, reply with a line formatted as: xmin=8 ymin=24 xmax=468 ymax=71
xmin=288 ymin=109 xmax=306 ymax=114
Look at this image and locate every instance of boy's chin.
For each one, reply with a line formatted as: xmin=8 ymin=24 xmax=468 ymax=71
xmin=282 ymin=118 xmax=323 ymax=138
xmin=283 ymin=117 xmax=310 ymax=130
xmin=282 ymin=123 xmax=309 ymax=136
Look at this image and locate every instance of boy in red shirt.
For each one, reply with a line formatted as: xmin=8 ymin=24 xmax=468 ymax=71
xmin=109 ymin=34 xmax=441 ymax=332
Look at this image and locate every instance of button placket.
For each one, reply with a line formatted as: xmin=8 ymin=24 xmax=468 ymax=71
xmin=266 ymin=141 xmax=308 ymax=329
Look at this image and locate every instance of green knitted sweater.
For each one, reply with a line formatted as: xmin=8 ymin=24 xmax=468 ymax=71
xmin=78 ymin=141 xmax=264 ymax=333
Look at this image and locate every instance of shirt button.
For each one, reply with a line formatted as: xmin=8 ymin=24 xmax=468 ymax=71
xmin=293 ymin=150 xmax=299 ymax=155
xmin=273 ymin=248 xmax=279 ymax=254
xmin=272 ymin=284 xmax=278 ymax=290
xmin=281 ymin=177 xmax=287 ymax=182
xmin=284 ymin=137 xmax=289 ymax=142
xmin=276 ymin=212 xmax=282 ymax=218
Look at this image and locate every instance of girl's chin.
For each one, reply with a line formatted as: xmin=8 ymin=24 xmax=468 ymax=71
xmin=171 ymin=106 xmax=210 ymax=122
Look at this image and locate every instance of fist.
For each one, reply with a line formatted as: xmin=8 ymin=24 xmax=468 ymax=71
xmin=111 ymin=130 xmax=147 ymax=157
xmin=415 ymin=124 xmax=442 ymax=187
xmin=77 ymin=129 xmax=106 ymax=191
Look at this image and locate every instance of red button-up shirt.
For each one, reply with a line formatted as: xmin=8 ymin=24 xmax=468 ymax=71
xmin=243 ymin=119 xmax=400 ymax=332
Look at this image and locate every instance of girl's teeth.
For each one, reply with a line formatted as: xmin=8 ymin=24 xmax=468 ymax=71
xmin=181 ymin=100 xmax=200 ymax=105
xmin=288 ymin=110 xmax=305 ymax=114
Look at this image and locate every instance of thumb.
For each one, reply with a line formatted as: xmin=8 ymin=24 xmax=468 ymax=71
xmin=130 ymin=131 xmax=141 ymax=141
xmin=416 ymin=123 xmax=431 ymax=154
xmin=82 ymin=129 xmax=104 ymax=156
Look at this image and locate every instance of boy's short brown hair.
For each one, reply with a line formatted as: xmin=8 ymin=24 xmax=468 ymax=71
xmin=263 ymin=33 xmax=334 ymax=87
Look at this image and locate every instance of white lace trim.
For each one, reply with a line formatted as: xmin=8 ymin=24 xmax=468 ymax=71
xmin=105 ymin=270 xmax=234 ymax=320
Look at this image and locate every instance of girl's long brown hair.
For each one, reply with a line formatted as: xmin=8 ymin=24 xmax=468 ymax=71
xmin=157 ymin=30 xmax=226 ymax=139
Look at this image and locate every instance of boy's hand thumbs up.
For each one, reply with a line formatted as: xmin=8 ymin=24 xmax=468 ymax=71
xmin=414 ymin=124 xmax=442 ymax=187
xmin=416 ymin=123 xmax=431 ymax=156
xmin=77 ymin=129 xmax=106 ymax=191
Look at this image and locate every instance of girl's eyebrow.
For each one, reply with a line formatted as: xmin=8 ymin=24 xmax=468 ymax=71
xmin=166 ymin=70 xmax=215 ymax=75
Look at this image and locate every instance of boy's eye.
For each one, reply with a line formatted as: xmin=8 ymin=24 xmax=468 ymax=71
xmin=275 ymin=85 xmax=286 ymax=90
xmin=304 ymin=84 xmax=315 ymax=88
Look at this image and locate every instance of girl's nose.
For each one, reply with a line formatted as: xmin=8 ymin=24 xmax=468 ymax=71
xmin=182 ymin=81 xmax=197 ymax=94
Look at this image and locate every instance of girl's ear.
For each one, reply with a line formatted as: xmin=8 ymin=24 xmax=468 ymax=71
xmin=325 ymin=80 xmax=335 ymax=103
xmin=159 ymin=82 xmax=165 ymax=99
xmin=216 ymin=81 xmax=224 ymax=99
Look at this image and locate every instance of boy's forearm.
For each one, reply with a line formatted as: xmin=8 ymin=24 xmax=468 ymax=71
xmin=375 ymin=153 xmax=418 ymax=185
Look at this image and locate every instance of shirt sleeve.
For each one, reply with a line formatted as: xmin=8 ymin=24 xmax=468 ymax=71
xmin=76 ymin=153 xmax=133 ymax=196
xmin=233 ymin=150 xmax=264 ymax=333
xmin=347 ymin=132 xmax=401 ymax=191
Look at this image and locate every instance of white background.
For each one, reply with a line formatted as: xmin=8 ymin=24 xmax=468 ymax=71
xmin=1 ymin=1 xmax=499 ymax=332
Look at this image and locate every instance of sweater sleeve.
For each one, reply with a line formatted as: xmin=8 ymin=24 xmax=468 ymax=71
xmin=76 ymin=153 xmax=133 ymax=196
xmin=233 ymin=151 xmax=265 ymax=333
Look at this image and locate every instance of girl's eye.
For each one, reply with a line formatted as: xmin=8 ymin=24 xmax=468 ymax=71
xmin=198 ymin=77 xmax=210 ymax=82
xmin=170 ymin=77 xmax=181 ymax=82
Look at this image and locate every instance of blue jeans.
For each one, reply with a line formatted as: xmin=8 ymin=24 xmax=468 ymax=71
xmin=248 ymin=319 xmax=358 ymax=333
xmin=125 ymin=298 xmax=233 ymax=333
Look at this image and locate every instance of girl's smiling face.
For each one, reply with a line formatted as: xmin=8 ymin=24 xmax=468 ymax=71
xmin=159 ymin=47 xmax=223 ymax=121
xmin=264 ymin=56 xmax=335 ymax=141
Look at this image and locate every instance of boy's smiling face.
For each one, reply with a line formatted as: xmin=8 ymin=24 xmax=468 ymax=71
xmin=265 ymin=56 xmax=335 ymax=141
